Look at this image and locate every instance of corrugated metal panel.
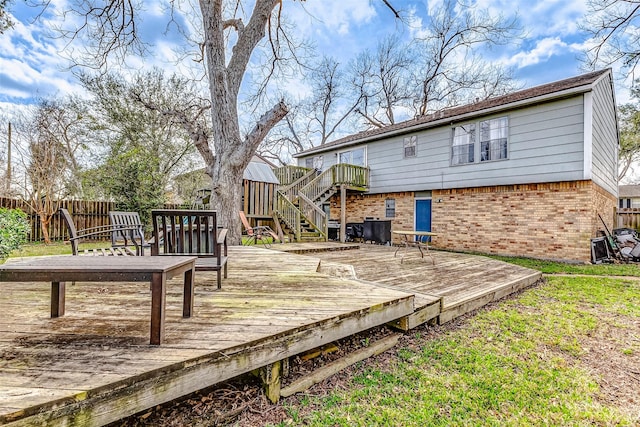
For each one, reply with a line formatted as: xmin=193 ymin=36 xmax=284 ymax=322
xmin=244 ymin=161 xmax=280 ymax=184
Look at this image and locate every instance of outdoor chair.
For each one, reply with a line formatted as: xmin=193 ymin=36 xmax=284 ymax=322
xmin=151 ymin=209 xmax=228 ymax=289
xmin=109 ymin=211 xmax=150 ymax=255
xmin=59 ymin=208 xmax=143 ymax=256
xmin=239 ymin=210 xmax=279 ymax=248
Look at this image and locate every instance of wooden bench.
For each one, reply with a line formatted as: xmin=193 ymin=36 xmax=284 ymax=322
xmin=60 ymin=208 xmax=144 ymax=256
xmin=151 ymin=209 xmax=228 ymax=289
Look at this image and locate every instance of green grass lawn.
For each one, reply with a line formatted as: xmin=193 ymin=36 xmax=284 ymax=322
xmin=270 ymin=260 xmax=640 ymax=426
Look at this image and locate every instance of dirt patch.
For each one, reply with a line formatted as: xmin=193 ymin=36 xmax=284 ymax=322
xmin=578 ymin=313 xmax=640 ymax=419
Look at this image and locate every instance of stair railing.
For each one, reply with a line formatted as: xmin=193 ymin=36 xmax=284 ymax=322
xmin=300 ymin=164 xmax=370 ymax=204
xmin=299 ymin=168 xmax=335 ymax=204
xmin=298 ymin=192 xmax=328 ymax=239
xmin=279 ymin=168 xmax=319 ymax=201
xmin=274 ymin=191 xmax=301 ymax=242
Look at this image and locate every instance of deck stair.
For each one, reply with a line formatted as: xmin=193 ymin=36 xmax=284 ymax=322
xmin=273 ymin=164 xmax=369 ymax=242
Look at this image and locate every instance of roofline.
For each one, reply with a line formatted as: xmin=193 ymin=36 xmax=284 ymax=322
xmin=294 ymin=70 xmax=611 ymax=158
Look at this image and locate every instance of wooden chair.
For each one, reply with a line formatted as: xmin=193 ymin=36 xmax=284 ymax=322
xmin=59 ymin=208 xmax=143 ymax=256
xmin=239 ymin=211 xmax=279 ymax=248
xmin=151 ymin=209 xmax=228 ymax=289
xmin=109 ymin=211 xmax=149 ymax=255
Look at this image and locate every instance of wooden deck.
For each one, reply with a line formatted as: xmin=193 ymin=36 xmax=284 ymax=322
xmin=0 ymin=247 xmax=413 ymax=426
xmin=0 ymin=244 xmax=541 ymax=426
xmin=301 ymin=244 xmax=542 ymax=328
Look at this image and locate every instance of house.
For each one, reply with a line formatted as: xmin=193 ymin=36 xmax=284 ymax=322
xmin=291 ymin=69 xmax=619 ymax=262
xmin=618 ymin=185 xmax=640 ymax=209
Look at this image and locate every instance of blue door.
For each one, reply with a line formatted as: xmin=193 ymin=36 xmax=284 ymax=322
xmin=415 ymin=199 xmax=432 ymax=233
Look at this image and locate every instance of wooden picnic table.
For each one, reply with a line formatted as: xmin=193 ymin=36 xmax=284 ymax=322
xmin=392 ymin=230 xmax=438 ymax=264
xmin=0 ymin=255 xmax=197 ymax=345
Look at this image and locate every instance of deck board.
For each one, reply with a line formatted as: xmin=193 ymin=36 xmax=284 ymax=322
xmin=302 ymin=244 xmax=541 ymax=324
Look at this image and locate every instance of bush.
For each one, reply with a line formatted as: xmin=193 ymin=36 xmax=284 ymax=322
xmin=0 ymin=208 xmax=30 ymax=259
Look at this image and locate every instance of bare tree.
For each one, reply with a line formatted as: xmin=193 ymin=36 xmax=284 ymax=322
xmin=582 ymin=0 xmax=640 ymax=79
xmin=14 ymin=102 xmax=73 ymax=243
xmin=411 ymin=0 xmax=520 ymax=116
xmin=353 ymin=34 xmax=413 ymax=128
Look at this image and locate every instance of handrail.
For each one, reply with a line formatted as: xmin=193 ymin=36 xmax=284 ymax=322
xmin=273 ymin=191 xmax=301 ymax=242
xmin=274 ymin=166 xmax=312 ymax=186
xmin=279 ymin=168 xmax=319 ymax=200
xmin=298 ymin=192 xmax=327 ymax=239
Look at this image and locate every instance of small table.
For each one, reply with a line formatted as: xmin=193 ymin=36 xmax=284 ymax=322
xmin=0 ymin=256 xmax=197 ymax=345
xmin=392 ymin=230 xmax=438 ymax=264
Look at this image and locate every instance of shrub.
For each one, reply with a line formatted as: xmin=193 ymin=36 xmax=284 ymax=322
xmin=0 ymin=208 xmax=30 ymax=259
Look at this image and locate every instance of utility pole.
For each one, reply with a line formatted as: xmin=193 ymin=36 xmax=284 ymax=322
xmin=6 ymin=122 xmax=11 ymax=194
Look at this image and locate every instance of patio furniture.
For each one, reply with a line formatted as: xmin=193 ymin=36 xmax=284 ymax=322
xmin=60 ymin=208 xmax=143 ymax=256
xmin=0 ymin=255 xmax=197 ymax=345
xmin=239 ymin=210 xmax=279 ymax=248
xmin=392 ymin=230 xmax=438 ymax=265
xmin=151 ymin=209 xmax=228 ymax=289
xmin=109 ymin=211 xmax=150 ymax=255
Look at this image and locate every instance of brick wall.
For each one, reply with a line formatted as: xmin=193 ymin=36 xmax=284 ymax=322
xmin=332 ymin=180 xmax=616 ymax=262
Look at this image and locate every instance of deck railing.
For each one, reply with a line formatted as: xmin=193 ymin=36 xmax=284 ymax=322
xmin=274 ymin=166 xmax=311 ymax=186
xmin=332 ymin=163 xmax=369 ymax=188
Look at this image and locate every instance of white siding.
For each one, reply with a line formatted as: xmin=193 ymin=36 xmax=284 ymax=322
xmin=590 ymin=75 xmax=619 ymax=196
xmin=300 ymin=95 xmax=589 ymax=193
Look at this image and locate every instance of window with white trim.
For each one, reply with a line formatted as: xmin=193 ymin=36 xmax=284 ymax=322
xmin=451 ymin=123 xmax=475 ymax=165
xmin=403 ymin=135 xmax=417 ymax=158
xmin=480 ymin=117 xmax=508 ymax=162
xmin=338 ymin=147 xmax=366 ymax=167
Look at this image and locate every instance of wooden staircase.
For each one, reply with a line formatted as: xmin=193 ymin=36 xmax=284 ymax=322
xmin=273 ymin=164 xmax=369 ymax=242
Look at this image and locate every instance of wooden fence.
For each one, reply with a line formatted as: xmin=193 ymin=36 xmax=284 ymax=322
xmin=0 ymin=198 xmax=117 ymax=242
xmin=617 ymin=208 xmax=640 ymax=232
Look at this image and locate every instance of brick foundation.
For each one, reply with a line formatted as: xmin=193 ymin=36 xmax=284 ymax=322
xmin=331 ymin=180 xmax=617 ymax=262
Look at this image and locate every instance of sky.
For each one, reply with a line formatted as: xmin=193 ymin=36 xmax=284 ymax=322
xmin=0 ymin=0 xmax=634 ymax=120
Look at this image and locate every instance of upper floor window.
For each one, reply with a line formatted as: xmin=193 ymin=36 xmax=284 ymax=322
xmin=403 ymin=135 xmax=417 ymax=158
xmin=451 ymin=124 xmax=475 ymax=165
xmin=451 ymin=116 xmax=509 ymax=165
xmin=305 ymin=155 xmax=324 ymax=170
xmin=339 ymin=147 xmax=366 ymax=167
xmin=480 ymin=117 xmax=508 ymax=162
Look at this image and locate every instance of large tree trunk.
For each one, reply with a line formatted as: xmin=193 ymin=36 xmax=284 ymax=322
xmin=199 ymin=0 xmax=287 ymax=245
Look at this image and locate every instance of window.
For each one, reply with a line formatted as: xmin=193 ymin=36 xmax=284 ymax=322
xmin=305 ymin=156 xmax=324 ymax=170
xmin=451 ymin=124 xmax=475 ymax=165
xmin=403 ymin=135 xmax=417 ymax=158
xmin=385 ymin=198 xmax=396 ymax=218
xmin=480 ymin=117 xmax=508 ymax=162
xmin=451 ymin=116 xmax=509 ymax=165
xmin=338 ymin=147 xmax=366 ymax=166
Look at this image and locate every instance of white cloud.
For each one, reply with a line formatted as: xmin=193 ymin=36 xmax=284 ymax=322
xmin=500 ymin=37 xmax=570 ymax=68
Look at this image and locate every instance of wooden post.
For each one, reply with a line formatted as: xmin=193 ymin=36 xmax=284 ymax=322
xmin=340 ymin=184 xmax=346 ymax=243
xmin=260 ymin=360 xmax=282 ymax=403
